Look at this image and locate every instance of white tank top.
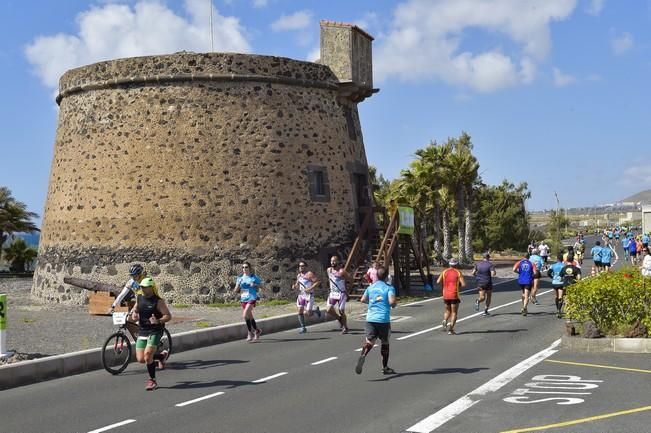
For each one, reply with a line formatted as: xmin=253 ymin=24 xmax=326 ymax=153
xmin=328 ymin=268 xmax=346 ymax=293
xmin=297 ymin=273 xmax=312 ymax=295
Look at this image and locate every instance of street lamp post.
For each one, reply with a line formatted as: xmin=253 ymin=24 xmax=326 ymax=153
xmin=554 ymin=192 xmax=561 ymax=256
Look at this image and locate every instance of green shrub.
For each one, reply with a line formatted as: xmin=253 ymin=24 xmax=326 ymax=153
xmin=565 ymin=267 xmax=651 ymax=335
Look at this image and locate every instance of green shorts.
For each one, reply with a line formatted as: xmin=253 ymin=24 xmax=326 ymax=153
xmin=136 ymin=332 xmax=161 ymax=349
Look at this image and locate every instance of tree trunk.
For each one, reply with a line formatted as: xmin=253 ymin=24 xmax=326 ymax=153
xmin=442 ymin=208 xmax=451 ymax=261
xmin=456 ymin=187 xmax=466 ymax=263
xmin=464 ymin=197 xmax=474 ymax=263
xmin=432 ymin=203 xmax=443 ymax=264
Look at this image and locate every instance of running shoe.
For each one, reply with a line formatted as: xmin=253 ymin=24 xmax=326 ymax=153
xmin=447 ymin=329 xmax=455 ymax=335
xmin=157 ymin=350 xmax=169 ymax=370
xmin=253 ymin=328 xmax=262 ymax=341
xmin=557 ymin=311 xmax=563 ymax=319
xmin=382 ymin=366 xmax=396 ymax=375
xmin=298 ymin=327 xmax=307 ymax=334
xmin=441 ymin=319 xmax=447 ymax=330
xmin=474 ymin=299 xmax=480 ymax=311
xmin=482 ymin=310 xmax=490 ymax=316
xmin=246 ymin=331 xmax=253 ymax=342
xmin=341 ymin=327 xmax=349 ymax=335
xmin=145 ymin=379 xmax=158 ymax=391
xmin=446 ymin=322 xmax=452 ymax=333
xmin=531 ymin=297 xmax=539 ymax=305
xmin=315 ymin=306 xmax=322 ymax=318
xmin=355 ymin=355 xmax=366 ymax=374
xmin=521 ymin=307 xmax=528 ymax=316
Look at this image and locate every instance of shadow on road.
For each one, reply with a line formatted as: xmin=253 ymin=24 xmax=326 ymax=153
xmin=455 ymin=328 xmax=526 ymax=335
xmin=368 ymin=366 xmax=489 ymax=381
xmin=169 ymin=358 xmax=249 ymax=370
xmin=162 ymin=378 xmax=255 ymax=390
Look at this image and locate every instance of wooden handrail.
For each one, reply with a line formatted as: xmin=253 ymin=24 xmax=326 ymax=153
xmin=375 ymin=208 xmax=399 ymax=266
xmin=344 ymin=208 xmax=374 ymax=273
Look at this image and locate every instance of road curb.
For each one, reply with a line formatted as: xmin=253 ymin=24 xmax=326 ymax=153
xmin=560 ymin=335 xmax=651 ymax=353
xmin=0 ymin=312 xmax=334 ymax=390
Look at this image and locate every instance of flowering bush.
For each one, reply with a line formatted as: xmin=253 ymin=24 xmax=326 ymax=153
xmin=564 ymin=267 xmax=651 ymax=336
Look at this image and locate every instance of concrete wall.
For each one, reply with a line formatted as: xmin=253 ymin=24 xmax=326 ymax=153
xmin=34 ymin=51 xmax=373 ymax=304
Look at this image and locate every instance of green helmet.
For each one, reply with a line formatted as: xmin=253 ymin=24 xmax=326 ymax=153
xmin=139 ymin=277 xmax=155 ymax=288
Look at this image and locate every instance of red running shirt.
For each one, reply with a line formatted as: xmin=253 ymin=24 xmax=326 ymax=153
xmin=441 ymin=268 xmax=462 ymax=300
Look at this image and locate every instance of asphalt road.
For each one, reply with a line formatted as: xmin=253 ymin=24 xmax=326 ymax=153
xmin=0 ymin=236 xmax=643 ymax=433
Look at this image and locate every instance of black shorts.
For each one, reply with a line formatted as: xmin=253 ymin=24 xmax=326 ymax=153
xmin=552 ymin=284 xmax=564 ymax=291
xmin=520 ymin=284 xmax=531 ymax=291
xmin=644 ymin=243 xmax=649 ymax=249
xmin=478 ymin=282 xmax=493 ymax=291
xmin=443 ymin=299 xmax=460 ymax=305
xmin=594 ymin=260 xmax=602 ymax=267
xmin=365 ymin=322 xmax=391 ymax=343
xmin=602 ymin=262 xmax=611 ymax=268
xmin=533 ymin=270 xmax=541 ymax=279
xmin=630 ymin=252 xmax=637 ymax=257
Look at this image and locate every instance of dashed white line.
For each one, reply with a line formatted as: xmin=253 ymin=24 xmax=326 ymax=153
xmin=88 ymin=419 xmax=136 ymax=433
xmin=397 ymin=290 xmax=553 ymax=341
xmin=253 ymin=372 xmax=288 ymax=383
xmin=175 ymin=391 xmax=225 ymax=407
xmin=405 ymin=338 xmax=561 ymax=433
xmin=311 ymin=356 xmax=338 ymax=365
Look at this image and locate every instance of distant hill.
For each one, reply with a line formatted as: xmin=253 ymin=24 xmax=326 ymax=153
xmin=621 ymin=189 xmax=651 ymax=204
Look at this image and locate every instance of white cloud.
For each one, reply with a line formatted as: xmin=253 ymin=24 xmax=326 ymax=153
xmin=306 ymin=46 xmax=320 ymax=62
xmin=611 ymin=31 xmax=634 ymax=55
xmin=586 ymin=0 xmax=605 ymax=16
xmin=25 ymin=0 xmax=250 ymax=91
xmin=553 ymin=67 xmax=577 ymax=87
xmin=618 ymin=165 xmax=651 ymax=187
xmin=252 ymin=0 xmax=268 ymax=8
xmin=375 ymin=0 xmax=578 ymax=93
xmin=271 ymin=10 xmax=312 ymax=32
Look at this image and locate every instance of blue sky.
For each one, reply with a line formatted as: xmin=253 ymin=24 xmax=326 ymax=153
xmin=1 ymin=0 xmax=650 ymax=227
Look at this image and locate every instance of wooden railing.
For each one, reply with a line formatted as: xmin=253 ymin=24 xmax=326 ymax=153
xmin=375 ymin=208 xmax=399 ymax=267
xmin=344 ymin=208 xmax=374 ymax=273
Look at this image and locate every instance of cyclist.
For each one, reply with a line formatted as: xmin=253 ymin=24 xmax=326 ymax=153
xmin=130 ymin=277 xmax=171 ymax=391
xmin=110 ymin=264 xmax=161 ymax=312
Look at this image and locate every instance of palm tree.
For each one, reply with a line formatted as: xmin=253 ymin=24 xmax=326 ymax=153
xmin=0 ymin=187 xmax=39 ymax=248
xmin=3 ymin=237 xmax=38 ymax=272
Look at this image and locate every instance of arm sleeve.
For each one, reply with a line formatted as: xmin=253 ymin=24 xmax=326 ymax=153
xmin=112 ymin=285 xmax=132 ymax=308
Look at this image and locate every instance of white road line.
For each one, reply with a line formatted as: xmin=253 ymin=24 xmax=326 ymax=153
xmin=397 ymin=289 xmax=553 ymax=341
xmin=175 ymin=391 xmax=225 ymax=407
xmin=311 ymin=356 xmax=338 ymax=365
xmin=88 ymin=419 xmax=136 ymax=433
xmin=400 ymin=279 xmax=516 ymax=307
xmin=253 ymin=372 xmax=288 ymax=383
xmin=405 ymin=339 xmax=561 ymax=433
xmin=355 ymin=344 xmax=377 ymax=352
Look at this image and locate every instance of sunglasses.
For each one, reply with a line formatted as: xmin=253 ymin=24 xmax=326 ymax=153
xmin=242 ymin=265 xmax=249 ymax=269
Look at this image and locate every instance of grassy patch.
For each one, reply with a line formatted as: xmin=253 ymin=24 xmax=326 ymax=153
xmin=195 ymin=320 xmax=211 ymax=328
xmin=172 ymin=303 xmax=190 ymax=309
xmin=207 ymin=301 xmax=240 ymax=308
xmin=261 ymin=299 xmax=290 ymax=306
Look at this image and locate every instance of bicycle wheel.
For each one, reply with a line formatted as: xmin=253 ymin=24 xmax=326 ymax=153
xmin=102 ymin=332 xmax=132 ymax=375
xmin=158 ymin=327 xmax=172 ymax=358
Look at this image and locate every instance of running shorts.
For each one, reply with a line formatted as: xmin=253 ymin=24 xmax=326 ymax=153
xmin=478 ymin=282 xmax=493 ymax=291
xmin=296 ymin=293 xmax=314 ymax=310
xmin=241 ymin=300 xmax=257 ymax=308
xmin=443 ymin=298 xmax=460 ymax=305
xmin=519 ymin=284 xmax=531 ymax=291
xmin=136 ymin=330 xmax=162 ymax=349
xmin=365 ymin=322 xmax=391 ymax=343
xmin=327 ymin=292 xmax=347 ymax=311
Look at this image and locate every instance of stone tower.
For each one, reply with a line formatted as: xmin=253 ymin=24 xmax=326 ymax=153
xmin=33 ymin=20 xmax=377 ymax=304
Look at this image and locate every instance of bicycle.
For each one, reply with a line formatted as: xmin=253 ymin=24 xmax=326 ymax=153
xmin=101 ymin=312 xmax=172 ymax=375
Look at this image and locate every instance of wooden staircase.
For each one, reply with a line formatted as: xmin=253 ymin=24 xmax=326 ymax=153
xmin=345 ymin=207 xmax=433 ymax=297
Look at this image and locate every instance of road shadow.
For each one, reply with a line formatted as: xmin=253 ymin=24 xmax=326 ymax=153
xmin=495 ymin=311 xmax=557 ymax=317
xmin=455 ymin=328 xmax=526 ymax=335
xmin=169 ymin=358 xmax=249 ymax=371
xmin=257 ymin=337 xmax=330 ymax=343
xmin=368 ymin=367 xmax=489 ymax=382
xmin=162 ymin=378 xmax=255 ymax=390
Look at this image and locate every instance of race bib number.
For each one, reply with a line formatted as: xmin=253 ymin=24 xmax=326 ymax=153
xmin=112 ymin=312 xmax=128 ymax=325
xmin=330 ymin=292 xmax=341 ymax=300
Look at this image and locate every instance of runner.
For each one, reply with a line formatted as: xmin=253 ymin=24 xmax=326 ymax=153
xmin=600 ymin=241 xmax=617 ymax=272
xmin=591 ymin=241 xmax=603 ymax=275
xmin=547 ymin=255 xmax=566 ymax=318
xmin=326 ymin=255 xmax=352 ymax=334
xmin=629 ymin=236 xmax=639 ymax=265
xmin=538 ymin=241 xmax=550 ymax=270
xmin=437 ymin=258 xmax=465 ymax=334
xmin=473 ymin=253 xmax=496 ymax=316
xmin=573 ymin=239 xmax=585 ymax=266
xmin=640 ymin=248 xmax=651 ymax=277
xmin=235 ymin=262 xmax=263 ymax=342
xmin=365 ymin=261 xmax=379 ymax=284
xmin=293 ymin=261 xmax=321 ymax=334
xmin=513 ymin=253 xmax=534 ymax=316
xmin=527 ymin=240 xmax=536 ymax=255
xmin=529 ymin=249 xmax=544 ymax=306
xmin=560 ymin=258 xmax=582 ymax=306
xmin=129 ymin=277 xmax=172 ymax=391
xmin=622 ymin=235 xmax=631 ymax=262
xmin=642 ymin=233 xmax=650 ymax=249
xmin=355 ymin=265 xmax=397 ymax=375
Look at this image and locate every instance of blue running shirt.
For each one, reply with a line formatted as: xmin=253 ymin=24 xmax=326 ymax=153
xmin=237 ymin=274 xmax=262 ymax=302
xmin=600 ymin=247 xmax=613 ymax=264
xmin=591 ymin=246 xmax=602 ymax=260
xmin=549 ymin=262 xmax=564 ymax=286
xmin=515 ymin=259 xmax=534 ymax=285
xmin=363 ymin=281 xmax=395 ymax=323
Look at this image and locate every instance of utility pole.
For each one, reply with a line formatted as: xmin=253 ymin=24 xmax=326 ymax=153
xmin=209 ymin=0 xmax=214 ymax=52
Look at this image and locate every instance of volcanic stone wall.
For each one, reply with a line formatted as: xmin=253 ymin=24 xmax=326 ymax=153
xmin=33 ymin=52 xmax=372 ymax=304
